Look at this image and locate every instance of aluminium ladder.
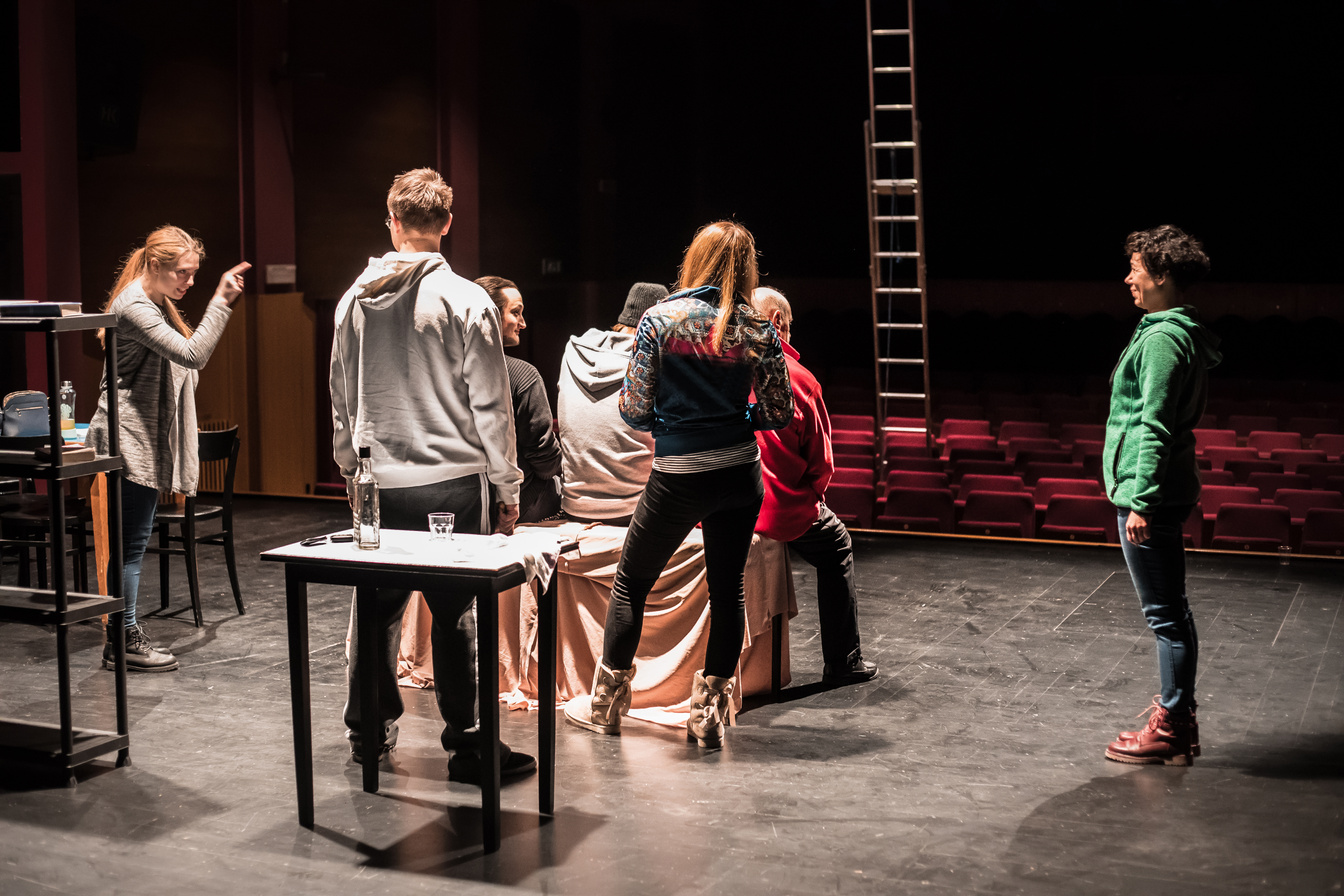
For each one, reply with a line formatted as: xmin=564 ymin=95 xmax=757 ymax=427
xmin=865 ymin=0 xmax=932 ymax=453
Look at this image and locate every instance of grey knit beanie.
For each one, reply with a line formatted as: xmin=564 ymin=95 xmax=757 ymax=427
xmin=618 ymin=282 xmax=670 ymax=327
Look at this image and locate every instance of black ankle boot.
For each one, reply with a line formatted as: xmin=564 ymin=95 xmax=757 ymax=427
xmin=104 ymin=622 xmax=179 ymax=673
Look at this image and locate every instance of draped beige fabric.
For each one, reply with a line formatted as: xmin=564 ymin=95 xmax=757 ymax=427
xmin=397 ymin=522 xmax=797 ymax=726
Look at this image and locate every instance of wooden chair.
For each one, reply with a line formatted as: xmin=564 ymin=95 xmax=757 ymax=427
xmin=149 ymin=427 xmax=244 ymax=627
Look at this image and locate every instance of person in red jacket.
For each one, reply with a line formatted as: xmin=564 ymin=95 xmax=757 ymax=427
xmin=752 ymin=287 xmax=877 ymax=685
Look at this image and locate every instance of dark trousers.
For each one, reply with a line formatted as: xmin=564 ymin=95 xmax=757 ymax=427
xmin=1117 ymin=505 xmax=1198 ymax=712
xmin=790 ymin=503 xmax=863 ymax=670
xmin=603 ymin=461 xmax=764 ymax=678
xmin=342 ymin=473 xmax=508 ymax=757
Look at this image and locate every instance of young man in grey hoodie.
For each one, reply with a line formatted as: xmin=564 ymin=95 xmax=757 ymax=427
xmin=329 ymin=167 xmax=533 ymax=784
xmin=555 ymin=282 xmax=668 ymax=525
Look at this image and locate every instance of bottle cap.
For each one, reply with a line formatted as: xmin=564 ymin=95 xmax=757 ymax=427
xmin=358 ymin=445 xmax=371 ymax=458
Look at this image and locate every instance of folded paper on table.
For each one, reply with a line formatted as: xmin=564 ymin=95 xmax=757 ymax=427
xmin=397 ymin=521 xmax=797 ymax=727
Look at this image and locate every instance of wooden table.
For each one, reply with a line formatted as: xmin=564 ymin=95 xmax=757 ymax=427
xmin=260 ymin=528 xmax=573 ymax=853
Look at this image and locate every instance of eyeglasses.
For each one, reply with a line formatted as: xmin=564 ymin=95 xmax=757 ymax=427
xmin=384 ymin=215 xmax=393 ymax=229
xmin=300 ymin=533 xmax=355 ymax=547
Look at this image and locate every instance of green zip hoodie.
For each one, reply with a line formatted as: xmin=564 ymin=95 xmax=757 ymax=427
xmin=1103 ymin=306 xmax=1223 ymax=514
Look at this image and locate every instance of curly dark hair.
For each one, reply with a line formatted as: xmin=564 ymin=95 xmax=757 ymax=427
xmin=1124 ymin=225 xmax=1210 ymax=290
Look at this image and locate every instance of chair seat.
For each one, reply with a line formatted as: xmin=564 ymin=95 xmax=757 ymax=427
xmin=156 ymin=503 xmax=224 ymax=523
xmin=1038 ymin=525 xmax=1107 ymax=542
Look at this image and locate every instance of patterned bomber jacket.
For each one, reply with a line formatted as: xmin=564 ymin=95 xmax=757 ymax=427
xmin=619 ymin=285 xmax=793 ymax=458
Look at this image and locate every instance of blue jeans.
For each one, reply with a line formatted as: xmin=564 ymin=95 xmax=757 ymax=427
xmin=603 ymin=461 xmax=764 ymax=678
xmin=1117 ymin=506 xmax=1198 ymax=711
xmin=120 ymin=479 xmax=161 ymax=629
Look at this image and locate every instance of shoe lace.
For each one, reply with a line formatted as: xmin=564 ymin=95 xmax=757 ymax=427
xmin=1132 ymin=696 xmax=1167 ymax=735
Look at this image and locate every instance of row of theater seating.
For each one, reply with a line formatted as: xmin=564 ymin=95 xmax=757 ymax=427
xmin=819 ymin=414 xmax=1344 ymax=556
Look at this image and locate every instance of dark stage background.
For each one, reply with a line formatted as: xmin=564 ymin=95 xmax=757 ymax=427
xmin=4 ymin=0 xmax=1341 ymax=486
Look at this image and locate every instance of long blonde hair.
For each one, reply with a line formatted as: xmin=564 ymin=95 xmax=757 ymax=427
xmin=99 ymin=225 xmax=205 ymax=343
xmin=676 ymin=220 xmax=759 ymax=353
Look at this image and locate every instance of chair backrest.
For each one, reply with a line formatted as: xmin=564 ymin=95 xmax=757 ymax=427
xmin=1203 ymin=445 xmax=1260 ymax=470
xmin=1040 ymin=494 xmax=1118 ymax=543
xmin=1223 ymin=458 xmax=1284 ymax=483
xmin=1193 ymin=429 xmax=1237 ymax=454
xmin=1199 ymin=485 xmax=1262 ymax=516
xmin=887 ymin=470 xmax=949 ymax=491
xmin=1022 ymin=461 xmax=1089 ymax=486
xmin=939 ymin=418 xmax=992 ymax=440
xmin=1246 ymin=430 xmax=1302 ymax=456
xmin=196 ymin=426 xmax=241 ymax=500
xmin=831 ymin=414 xmax=876 ymax=433
xmin=1005 ymin=437 xmax=1060 ymax=460
xmin=960 ymin=490 xmax=1036 ymax=538
xmin=1301 ymin=507 xmax=1344 ymax=555
xmin=958 ymin=474 xmax=1027 ymax=498
xmin=1311 ymin=433 xmax=1344 ymax=461
xmin=1211 ymin=502 xmax=1290 ymax=551
xmin=1266 ymin=449 xmax=1326 ymax=473
xmin=950 ymin=459 xmax=1015 ymax=482
xmin=1058 ymin=423 xmax=1105 ymax=447
xmin=831 ymin=430 xmax=876 ymax=446
xmin=947 ymin=446 xmax=1007 ymax=464
xmin=1272 ymin=488 xmax=1343 ymax=523
xmin=1013 ymin=449 xmax=1075 ymax=470
xmin=1199 ymin=469 xmax=1236 ymax=487
xmin=1244 ymin=471 xmax=1309 ymax=501
xmin=886 ymin=456 xmax=946 ymax=474
xmin=879 ymin=486 xmax=954 ymax=532
xmin=830 ymin=467 xmax=874 ymax=487
xmin=1034 ymin=478 xmax=1102 ymax=508
xmin=943 ymin=435 xmax=999 ymax=458
xmin=823 ymin=483 xmax=875 ymax=528
xmin=1294 ymin=462 xmax=1344 ymax=490
xmin=998 ymin=420 xmax=1051 ymax=443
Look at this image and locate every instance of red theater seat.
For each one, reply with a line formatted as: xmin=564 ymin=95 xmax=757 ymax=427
xmin=1193 ymin=429 xmax=1237 ymax=455
xmin=957 ymin=491 xmax=1036 ymax=538
xmin=1039 ymin=494 xmax=1118 ymax=543
xmin=1033 ymin=478 xmax=1102 ymax=514
xmin=877 ymin=487 xmax=954 ymax=533
xmin=823 ymin=483 xmax=875 ymax=528
xmin=1246 ymin=431 xmax=1302 ymax=457
xmin=1300 ymin=508 xmax=1344 ymax=556
xmin=1210 ymin=503 xmax=1290 ymax=552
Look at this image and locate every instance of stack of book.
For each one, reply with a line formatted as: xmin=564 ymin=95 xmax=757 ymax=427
xmin=0 ymin=301 xmax=84 ymax=317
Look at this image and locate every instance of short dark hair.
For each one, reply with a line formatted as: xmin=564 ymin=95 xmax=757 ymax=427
xmin=474 ymin=276 xmax=518 ymax=312
xmin=1124 ymin=225 xmax=1210 ymax=290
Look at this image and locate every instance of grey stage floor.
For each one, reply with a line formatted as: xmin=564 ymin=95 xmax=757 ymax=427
xmin=0 ymin=497 xmax=1341 ymax=895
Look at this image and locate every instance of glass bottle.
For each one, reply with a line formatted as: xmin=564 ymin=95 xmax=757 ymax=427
xmin=353 ymin=446 xmax=380 ymax=550
xmin=59 ymin=380 xmax=76 ymax=431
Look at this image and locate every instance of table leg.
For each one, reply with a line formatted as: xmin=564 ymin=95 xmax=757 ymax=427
xmin=285 ymin=569 xmax=314 ymax=829
xmin=356 ymin=585 xmax=380 ymax=795
xmin=476 ymin=586 xmax=501 ymax=853
xmin=772 ymin=615 xmax=783 ymax=694
xmin=539 ymin=574 xmax=557 ymax=815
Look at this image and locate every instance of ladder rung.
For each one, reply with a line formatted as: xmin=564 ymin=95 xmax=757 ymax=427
xmin=874 ymin=216 xmax=919 ymax=222
xmin=876 ymin=251 xmax=920 ymax=258
xmin=876 ymin=287 xmax=922 ymax=294
xmin=881 ymin=392 xmax=926 ymax=401
xmin=877 ymin=323 xmax=924 ymax=331
xmin=876 ymin=104 xmax=914 ymax=111
xmin=882 ymin=426 xmax=928 ymax=433
xmin=873 ymin=179 xmax=918 ymax=196
xmin=872 ymin=142 xmax=916 ymax=149
xmin=872 ymin=29 xmax=911 ymax=36
xmin=875 ymin=67 xmax=913 ymax=74
xmin=879 ymin=358 xmax=926 ymax=366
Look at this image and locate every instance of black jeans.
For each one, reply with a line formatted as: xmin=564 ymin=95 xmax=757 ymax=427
xmin=790 ymin=503 xmax=863 ymax=670
xmin=603 ymin=461 xmax=764 ymax=678
xmin=342 ymin=473 xmax=509 ymax=758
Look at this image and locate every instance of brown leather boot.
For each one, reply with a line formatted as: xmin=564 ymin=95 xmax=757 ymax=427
xmin=564 ymin=661 xmax=636 ymax=735
xmin=687 ymin=670 xmax=735 ymax=748
xmin=1105 ymin=699 xmax=1195 ymax=766
xmin=1117 ymin=696 xmax=1200 ymax=757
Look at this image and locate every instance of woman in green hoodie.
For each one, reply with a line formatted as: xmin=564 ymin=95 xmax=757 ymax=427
xmin=1102 ymin=225 xmax=1221 ymax=767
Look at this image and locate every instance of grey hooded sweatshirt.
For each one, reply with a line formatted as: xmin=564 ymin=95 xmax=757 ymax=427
xmin=330 ymin=251 xmax=521 ymax=502
xmin=556 ymin=328 xmax=654 ymax=519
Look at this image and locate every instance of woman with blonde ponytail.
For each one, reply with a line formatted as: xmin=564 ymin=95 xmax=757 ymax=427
xmin=86 ymin=225 xmax=250 ymax=672
xmin=564 ymin=220 xmax=793 ymax=748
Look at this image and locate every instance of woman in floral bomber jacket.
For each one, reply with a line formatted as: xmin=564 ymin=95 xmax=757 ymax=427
xmin=565 ymin=220 xmax=793 ymax=748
